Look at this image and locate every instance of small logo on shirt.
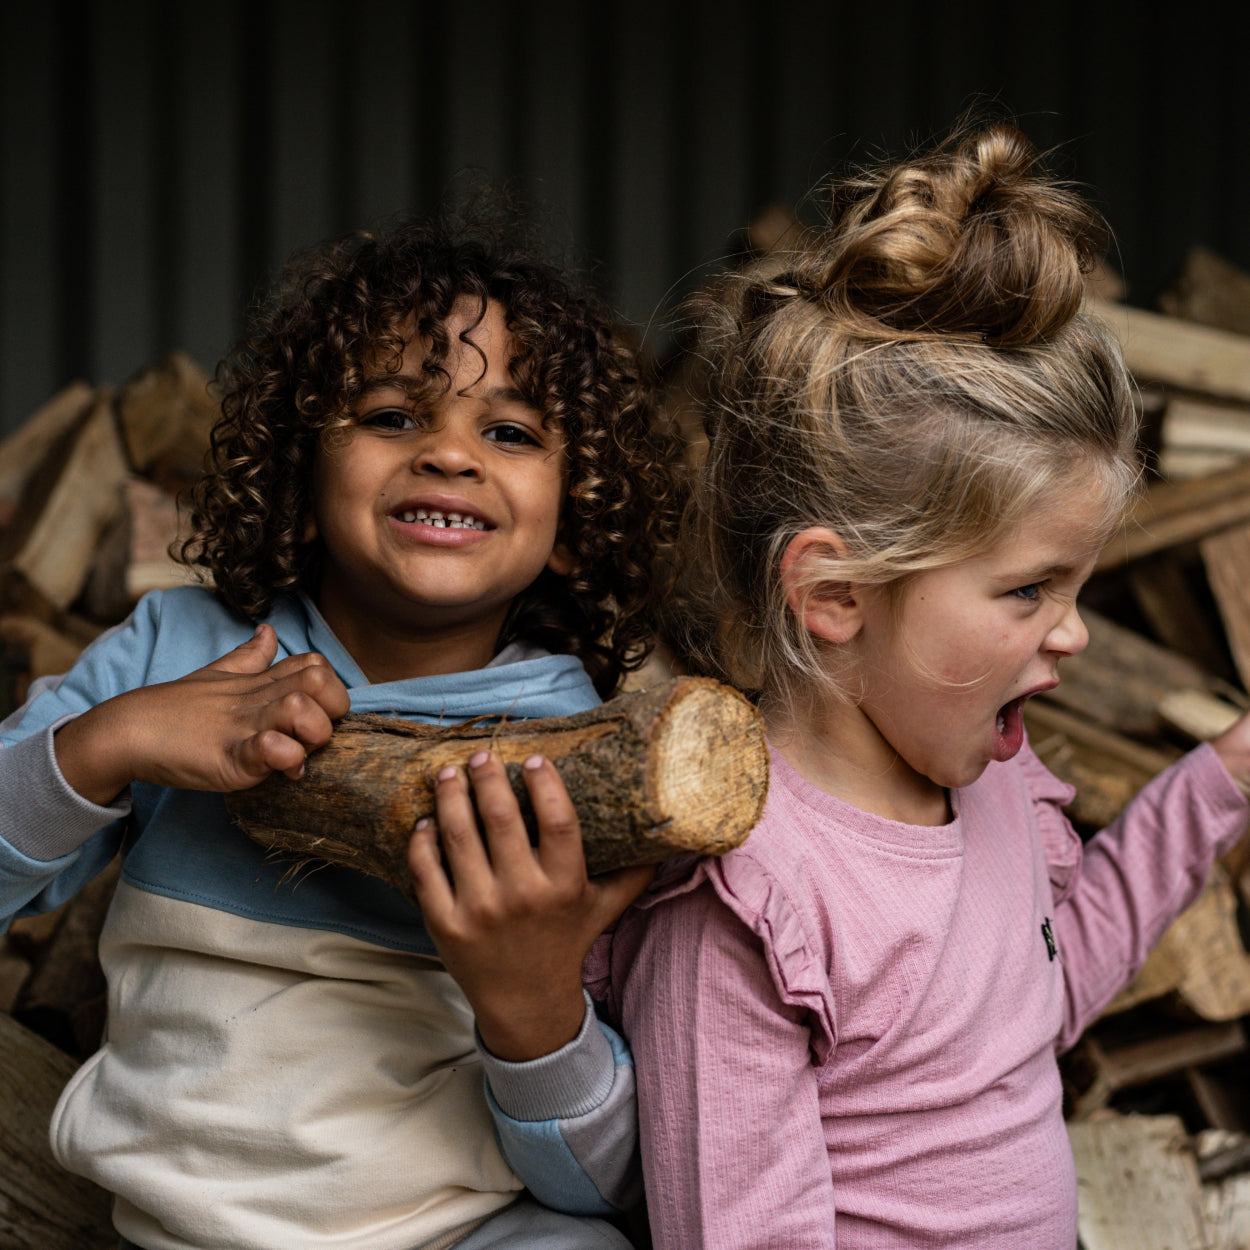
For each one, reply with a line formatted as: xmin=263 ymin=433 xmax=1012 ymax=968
xmin=1041 ymin=917 xmax=1057 ymax=962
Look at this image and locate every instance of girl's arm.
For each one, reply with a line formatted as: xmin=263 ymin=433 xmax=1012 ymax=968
xmin=1046 ymin=719 xmax=1250 ymax=1048
xmin=409 ymin=752 xmax=653 ymax=1214
xmin=617 ymin=880 xmax=835 ymax=1249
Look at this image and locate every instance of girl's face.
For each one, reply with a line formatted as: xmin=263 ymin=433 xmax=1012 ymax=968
xmin=307 ymin=298 xmax=570 ymax=681
xmin=834 ymin=476 xmax=1111 ymax=818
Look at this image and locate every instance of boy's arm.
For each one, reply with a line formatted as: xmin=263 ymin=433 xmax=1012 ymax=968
xmin=479 ymin=995 xmax=641 ymax=1213
xmin=409 ymin=751 xmax=653 ymax=1213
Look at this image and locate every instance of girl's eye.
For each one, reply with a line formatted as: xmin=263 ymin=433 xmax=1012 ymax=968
xmin=1011 ymin=583 xmax=1042 ymax=602
xmin=359 ymin=408 xmax=416 ymax=431
xmin=484 ymin=423 xmax=540 ymax=447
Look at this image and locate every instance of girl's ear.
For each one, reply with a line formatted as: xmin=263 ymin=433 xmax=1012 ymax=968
xmin=546 ymin=543 xmax=575 ymax=576
xmin=779 ymin=527 xmax=864 ymax=644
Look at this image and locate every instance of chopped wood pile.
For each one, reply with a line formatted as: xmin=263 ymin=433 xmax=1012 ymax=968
xmin=5 ymin=243 xmax=1250 ymax=1245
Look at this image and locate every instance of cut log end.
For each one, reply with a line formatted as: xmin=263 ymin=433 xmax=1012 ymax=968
xmin=647 ymin=678 xmax=768 ymax=857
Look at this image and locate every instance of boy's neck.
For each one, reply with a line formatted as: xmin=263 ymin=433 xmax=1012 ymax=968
xmin=766 ymin=700 xmax=952 ymax=827
xmin=316 ymin=598 xmax=509 ymax=684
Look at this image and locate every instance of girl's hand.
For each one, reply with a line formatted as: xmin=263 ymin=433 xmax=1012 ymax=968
xmin=408 ymin=750 xmax=654 ymax=1061
xmin=1212 ymin=709 xmax=1250 ymax=798
xmin=54 ymin=624 xmax=351 ymax=805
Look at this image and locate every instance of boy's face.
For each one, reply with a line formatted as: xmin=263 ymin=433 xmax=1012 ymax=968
xmin=308 ymin=297 xmax=571 ymax=681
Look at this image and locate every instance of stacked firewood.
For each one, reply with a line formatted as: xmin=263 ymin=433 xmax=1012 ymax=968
xmin=5 ymin=244 xmax=1250 ymax=1246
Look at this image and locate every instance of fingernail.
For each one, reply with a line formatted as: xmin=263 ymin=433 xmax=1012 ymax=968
xmin=437 ymin=766 xmax=457 ymax=782
xmin=469 ymin=751 xmax=490 ymax=769
xmin=523 ymin=755 xmax=544 ymax=771
xmin=415 ymin=818 xmax=432 ymax=831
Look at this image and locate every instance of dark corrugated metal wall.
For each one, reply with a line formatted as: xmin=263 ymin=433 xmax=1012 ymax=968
xmin=1 ymin=0 xmax=1245 ymax=436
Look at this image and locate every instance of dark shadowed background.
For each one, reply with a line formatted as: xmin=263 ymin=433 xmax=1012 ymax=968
xmin=1 ymin=0 xmax=1245 ymax=437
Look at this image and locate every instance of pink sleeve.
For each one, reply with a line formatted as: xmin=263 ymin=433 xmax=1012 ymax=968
xmin=616 ymin=879 xmax=836 ymax=1249
xmin=1047 ymin=743 xmax=1248 ymax=1050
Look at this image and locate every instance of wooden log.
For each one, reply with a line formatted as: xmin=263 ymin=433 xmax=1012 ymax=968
xmin=1201 ymin=522 xmax=1250 ymax=692
xmin=1127 ymin=548 xmax=1236 ymax=679
xmin=1065 ymin=1021 xmax=1246 ymax=1120
xmin=0 ymin=382 xmax=95 ymax=529
xmin=0 ymin=391 xmax=128 ymax=618
xmin=1097 ymin=458 xmax=1250 ymax=571
xmin=1104 ymin=864 xmax=1250 ymax=1021
xmin=1158 ymin=246 xmax=1250 ymax=339
xmin=0 ymin=1012 xmax=115 ymax=1248
xmin=13 ymin=857 xmax=119 ymax=1058
xmin=1046 ymin=608 xmax=1224 ymax=741
xmin=1023 ymin=699 xmax=1178 ymax=830
xmin=227 ymin=678 xmax=768 ymax=899
xmin=82 ymin=476 xmax=200 ymax=621
xmin=1086 ymin=297 xmax=1250 ymax=405
xmin=1068 ymin=1114 xmax=1210 ymax=1250
xmin=115 ymin=351 xmax=219 ymax=495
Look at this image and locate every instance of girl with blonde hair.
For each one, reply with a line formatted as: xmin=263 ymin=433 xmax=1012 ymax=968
xmin=589 ymin=125 xmax=1250 ymax=1248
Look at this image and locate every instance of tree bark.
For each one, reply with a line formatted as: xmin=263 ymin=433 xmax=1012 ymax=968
xmin=226 ymin=677 xmax=768 ymax=900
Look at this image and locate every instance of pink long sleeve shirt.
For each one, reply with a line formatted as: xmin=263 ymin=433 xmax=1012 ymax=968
xmin=587 ymin=740 xmax=1248 ymax=1249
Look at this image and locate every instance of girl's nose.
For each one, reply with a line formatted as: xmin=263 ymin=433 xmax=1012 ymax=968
xmin=1046 ymin=602 xmax=1089 ymax=658
xmin=411 ymin=423 xmax=482 ymax=478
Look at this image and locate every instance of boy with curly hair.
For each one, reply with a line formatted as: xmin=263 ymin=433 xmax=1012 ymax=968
xmin=0 ymin=217 xmax=682 ymax=1250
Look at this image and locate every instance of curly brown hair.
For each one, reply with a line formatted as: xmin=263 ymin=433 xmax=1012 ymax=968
xmin=182 ymin=215 xmax=683 ymax=696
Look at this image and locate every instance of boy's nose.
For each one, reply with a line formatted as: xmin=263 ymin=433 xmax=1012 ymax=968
xmin=411 ymin=425 xmax=482 ymax=477
xmin=1046 ymin=602 xmax=1089 ymax=658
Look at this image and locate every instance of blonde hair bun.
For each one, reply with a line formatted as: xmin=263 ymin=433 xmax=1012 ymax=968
xmin=792 ymin=124 xmax=1103 ymax=347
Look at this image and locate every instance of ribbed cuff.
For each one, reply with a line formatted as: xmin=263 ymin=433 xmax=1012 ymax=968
xmin=0 ymin=716 xmax=131 ymax=860
xmin=479 ymin=991 xmax=616 ymax=1121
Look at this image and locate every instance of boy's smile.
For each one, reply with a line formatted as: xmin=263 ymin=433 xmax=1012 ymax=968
xmin=308 ymin=298 xmax=570 ymax=681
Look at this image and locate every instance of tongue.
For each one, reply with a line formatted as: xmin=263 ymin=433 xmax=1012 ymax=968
xmin=994 ymin=698 xmax=1026 ymax=761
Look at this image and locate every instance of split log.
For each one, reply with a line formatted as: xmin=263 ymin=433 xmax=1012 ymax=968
xmin=0 ymin=1012 xmax=115 ymax=1248
xmin=1068 ymin=1114 xmax=1209 ymax=1250
xmin=83 ymin=476 xmax=199 ymax=621
xmin=0 ymin=391 xmax=128 ymax=618
xmin=1023 ymin=699 xmax=1178 ymax=830
xmin=1127 ymin=549 xmax=1236 ymax=678
xmin=1104 ymin=864 xmax=1250 ymax=1021
xmin=13 ymin=857 xmax=120 ymax=1058
xmin=115 ymin=352 xmax=219 ymax=495
xmin=1097 ymin=458 xmax=1250 ymax=571
xmin=1086 ymin=296 xmax=1250 ymax=405
xmin=1046 ymin=608 xmax=1225 ymax=741
xmin=0 ymin=382 xmax=95 ymax=529
xmin=1158 ymin=246 xmax=1250 ymax=338
xmin=227 ymin=677 xmax=768 ymax=900
xmin=1064 ymin=1020 xmax=1246 ymax=1120
xmin=1201 ymin=522 xmax=1250 ymax=691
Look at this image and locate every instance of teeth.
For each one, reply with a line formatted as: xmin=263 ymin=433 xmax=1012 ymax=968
xmin=397 ymin=508 xmax=486 ymax=530
xmin=997 ymin=713 xmax=1006 ymax=734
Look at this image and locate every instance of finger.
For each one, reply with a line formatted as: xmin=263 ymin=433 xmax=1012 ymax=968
xmin=466 ymin=751 xmax=544 ymax=877
xmin=232 ymin=727 xmax=307 ymax=784
xmin=519 ymin=755 xmax=585 ymax=880
xmin=258 ymin=655 xmax=352 ymax=718
xmin=407 ymin=818 xmax=458 ymax=921
xmin=432 ymin=764 xmax=494 ymax=891
xmin=260 ymin=686 xmax=340 ymax=751
xmin=203 ymin=623 xmax=279 ymax=675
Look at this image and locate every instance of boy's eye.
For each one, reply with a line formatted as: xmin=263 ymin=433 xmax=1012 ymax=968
xmin=484 ymin=422 xmax=540 ymax=447
xmin=1010 ymin=583 xmax=1042 ymax=602
xmin=359 ymin=408 xmax=416 ymax=431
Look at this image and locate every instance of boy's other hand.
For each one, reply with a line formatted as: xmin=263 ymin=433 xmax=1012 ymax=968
xmin=54 ymin=624 xmax=351 ymax=805
xmin=408 ymin=750 xmax=654 ymax=1061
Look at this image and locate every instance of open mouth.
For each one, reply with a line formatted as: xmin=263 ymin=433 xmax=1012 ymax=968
xmin=396 ymin=508 xmax=489 ymax=531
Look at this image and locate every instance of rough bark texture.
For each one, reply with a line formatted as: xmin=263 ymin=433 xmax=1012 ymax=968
xmin=227 ymin=677 xmax=768 ymax=900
